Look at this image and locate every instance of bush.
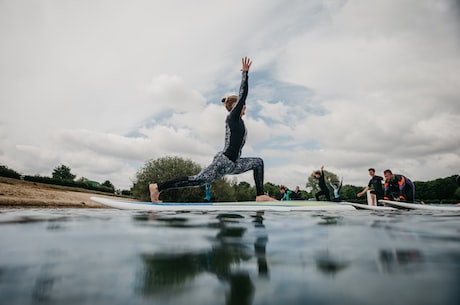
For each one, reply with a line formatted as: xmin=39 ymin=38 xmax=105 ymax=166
xmin=0 ymin=165 xmax=21 ymax=179
xmin=132 ymin=156 xmax=204 ymax=202
xmin=121 ymin=189 xmax=132 ymax=196
xmin=23 ymin=175 xmax=114 ymax=194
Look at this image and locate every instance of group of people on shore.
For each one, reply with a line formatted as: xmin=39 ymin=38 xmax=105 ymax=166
xmin=147 ymin=57 xmax=428 ymax=205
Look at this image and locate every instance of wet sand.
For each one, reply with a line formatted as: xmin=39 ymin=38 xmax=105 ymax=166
xmin=0 ymin=177 xmax=129 ymax=208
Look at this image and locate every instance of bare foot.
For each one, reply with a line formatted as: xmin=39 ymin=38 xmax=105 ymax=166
xmin=149 ymin=183 xmax=162 ymax=202
xmin=256 ymin=194 xmax=277 ymax=202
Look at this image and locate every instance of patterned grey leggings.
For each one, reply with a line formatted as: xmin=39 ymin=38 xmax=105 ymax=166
xmin=157 ymin=152 xmax=265 ymax=196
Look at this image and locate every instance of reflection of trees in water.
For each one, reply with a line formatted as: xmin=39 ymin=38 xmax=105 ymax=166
xmin=227 ymin=273 xmax=254 ymax=305
xmin=137 ymin=212 xmax=268 ymax=305
xmin=140 ymin=252 xmax=207 ymax=287
xmin=315 ymin=250 xmax=350 ymax=276
xmin=32 ymin=263 xmax=56 ymax=303
xmin=378 ymin=249 xmax=423 ymax=273
xmin=314 ymin=215 xmax=344 ymax=226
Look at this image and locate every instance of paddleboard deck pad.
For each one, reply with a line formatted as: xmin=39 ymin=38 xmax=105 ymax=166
xmin=90 ymin=197 xmax=355 ymax=211
xmin=379 ymin=199 xmax=460 ymax=211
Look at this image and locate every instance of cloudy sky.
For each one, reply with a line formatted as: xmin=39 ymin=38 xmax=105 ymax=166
xmin=1 ymin=0 xmax=459 ymax=192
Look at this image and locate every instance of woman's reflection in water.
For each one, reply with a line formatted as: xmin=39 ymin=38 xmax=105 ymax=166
xmin=137 ymin=212 xmax=269 ymax=305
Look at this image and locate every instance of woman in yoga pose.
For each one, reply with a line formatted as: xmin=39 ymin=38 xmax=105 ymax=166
xmin=149 ymin=57 xmax=274 ymax=202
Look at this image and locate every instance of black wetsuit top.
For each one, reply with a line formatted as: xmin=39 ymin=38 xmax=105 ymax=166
xmin=318 ymin=170 xmax=327 ymax=190
xmin=315 ymin=170 xmax=331 ymax=201
xmin=157 ymin=71 xmax=265 ymax=196
xmin=222 ymin=71 xmax=248 ymax=162
xmin=368 ymin=175 xmax=384 ymax=198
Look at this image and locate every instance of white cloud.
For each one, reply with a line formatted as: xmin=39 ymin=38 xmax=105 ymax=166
xmin=1 ymin=0 xmax=459 ymax=193
xmin=257 ymin=100 xmax=291 ymax=123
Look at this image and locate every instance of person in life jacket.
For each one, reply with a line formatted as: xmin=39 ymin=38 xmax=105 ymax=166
xmin=383 ymin=169 xmax=415 ymax=203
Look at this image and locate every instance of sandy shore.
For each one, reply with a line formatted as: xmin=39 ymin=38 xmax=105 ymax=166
xmin=0 ymin=176 xmax=132 ymax=208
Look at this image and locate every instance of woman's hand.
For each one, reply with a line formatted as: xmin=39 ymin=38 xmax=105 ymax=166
xmin=241 ymin=57 xmax=252 ymax=72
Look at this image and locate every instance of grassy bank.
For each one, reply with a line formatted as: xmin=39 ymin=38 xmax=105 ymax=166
xmin=0 ymin=176 xmax=132 ymax=208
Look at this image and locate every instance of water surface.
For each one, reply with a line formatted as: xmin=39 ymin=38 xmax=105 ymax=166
xmin=0 ymin=208 xmax=459 ymax=305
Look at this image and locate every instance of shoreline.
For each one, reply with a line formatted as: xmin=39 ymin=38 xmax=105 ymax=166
xmin=0 ymin=176 xmax=133 ymax=209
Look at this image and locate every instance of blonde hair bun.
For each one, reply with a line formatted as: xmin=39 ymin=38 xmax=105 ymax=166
xmin=221 ymin=95 xmax=238 ymax=112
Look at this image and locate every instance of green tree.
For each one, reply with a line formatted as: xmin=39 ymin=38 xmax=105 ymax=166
xmin=132 ymin=156 xmax=203 ymax=202
xmin=263 ymin=182 xmax=280 ymax=199
xmin=414 ymin=175 xmax=458 ymax=202
xmin=52 ymin=164 xmax=76 ymax=181
xmin=234 ymin=181 xmax=254 ymax=201
xmin=341 ymin=184 xmax=363 ymax=202
xmin=455 ymin=187 xmax=460 ymax=200
xmin=0 ymin=165 xmax=21 ymax=179
xmin=212 ymin=177 xmax=237 ymax=202
xmin=101 ymin=180 xmax=114 ymax=189
xmin=101 ymin=180 xmax=115 ymax=192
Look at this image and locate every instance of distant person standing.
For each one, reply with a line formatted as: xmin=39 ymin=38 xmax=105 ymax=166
xmin=383 ymin=169 xmax=415 ymax=203
xmin=328 ymin=176 xmax=343 ymax=202
xmin=312 ymin=166 xmax=331 ymax=201
xmin=357 ymin=168 xmax=384 ymax=205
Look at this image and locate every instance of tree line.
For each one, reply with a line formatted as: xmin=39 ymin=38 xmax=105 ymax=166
xmin=0 ymin=164 xmax=124 ymax=195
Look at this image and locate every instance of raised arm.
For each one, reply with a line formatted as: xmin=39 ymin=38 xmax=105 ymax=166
xmin=320 ymin=166 xmax=326 ymax=185
xmin=230 ymin=57 xmax=252 ymax=119
xmin=241 ymin=56 xmax=252 ymax=72
xmin=327 ymin=177 xmax=334 ymax=188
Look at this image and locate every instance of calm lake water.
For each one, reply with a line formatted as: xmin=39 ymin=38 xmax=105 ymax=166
xmin=0 ymin=208 xmax=459 ymax=305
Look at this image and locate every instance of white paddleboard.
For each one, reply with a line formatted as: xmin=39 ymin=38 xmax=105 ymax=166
xmin=345 ymin=202 xmax=397 ymax=211
xmin=90 ymin=197 xmax=356 ymax=211
xmin=366 ymin=190 xmax=375 ymax=206
xmin=379 ymin=199 xmax=460 ymax=211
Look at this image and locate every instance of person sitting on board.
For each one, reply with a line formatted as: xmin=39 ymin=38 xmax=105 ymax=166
xmin=279 ymin=185 xmax=296 ymax=201
xmin=311 ymin=166 xmax=331 ymax=201
xmin=328 ymin=176 xmax=343 ymax=202
xmin=293 ymin=185 xmax=304 ymax=200
xmin=383 ymin=169 xmax=415 ymax=203
xmin=149 ymin=57 xmax=275 ymax=203
xmin=356 ymin=168 xmax=384 ymax=205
